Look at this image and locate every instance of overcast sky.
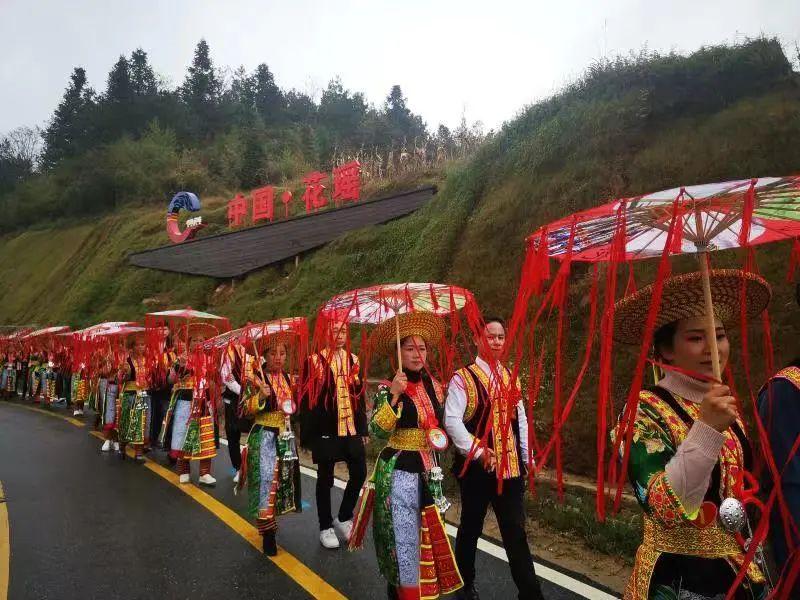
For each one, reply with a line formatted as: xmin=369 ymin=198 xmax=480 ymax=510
xmin=1 ymin=0 xmax=798 ymax=135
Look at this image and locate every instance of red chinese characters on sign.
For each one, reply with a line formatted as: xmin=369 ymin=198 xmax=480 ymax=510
xmin=226 ymin=164 xmax=362 ymax=229
xmin=333 ymin=160 xmax=361 ymax=204
xmin=302 ymin=171 xmax=328 ymax=214
xmin=280 ymin=190 xmax=293 ymax=219
xmin=252 ymin=186 xmax=275 ymax=224
xmin=227 ymin=193 xmax=248 ymax=228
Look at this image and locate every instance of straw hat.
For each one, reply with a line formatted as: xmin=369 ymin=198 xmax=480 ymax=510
xmin=370 ymin=312 xmax=445 ymax=356
xmin=612 ymin=269 xmax=771 ymax=345
xmin=124 ymin=328 xmax=148 ymax=348
xmin=178 ymin=322 xmax=220 ymax=341
xmin=262 ymin=330 xmax=294 ymax=352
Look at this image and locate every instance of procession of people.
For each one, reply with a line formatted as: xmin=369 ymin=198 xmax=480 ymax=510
xmin=2 ymin=179 xmax=800 ymax=600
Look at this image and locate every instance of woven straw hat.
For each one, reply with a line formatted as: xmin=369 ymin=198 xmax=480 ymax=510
xmin=178 ymin=322 xmax=220 ymax=341
xmin=262 ymin=331 xmax=294 ymax=352
xmin=612 ymin=269 xmax=771 ymax=345
xmin=370 ymin=311 xmax=445 ymax=356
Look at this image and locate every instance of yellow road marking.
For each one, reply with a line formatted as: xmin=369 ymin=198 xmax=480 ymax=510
xmin=0 ymin=481 xmax=9 ymax=600
xmin=3 ymin=402 xmax=84 ymax=427
xmin=4 ymin=402 xmax=346 ymax=598
xmin=87 ymin=432 xmax=346 ymax=599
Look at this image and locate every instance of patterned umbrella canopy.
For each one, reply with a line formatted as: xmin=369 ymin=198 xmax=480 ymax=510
xmin=76 ymin=321 xmax=140 ymax=338
xmin=202 ymin=317 xmax=306 ymax=350
xmin=320 ymin=282 xmax=473 ymax=324
xmin=320 ymin=282 xmax=474 ymax=368
xmin=531 ymin=176 xmax=800 ymax=262
xmin=145 ymin=309 xmax=227 ymax=321
xmin=22 ymin=326 xmax=71 ymax=339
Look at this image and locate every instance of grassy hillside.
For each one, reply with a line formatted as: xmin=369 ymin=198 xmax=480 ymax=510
xmin=2 ymin=39 xmax=800 ymax=478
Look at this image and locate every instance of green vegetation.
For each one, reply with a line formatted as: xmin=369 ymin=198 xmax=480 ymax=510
xmin=2 ymin=38 xmax=799 ymax=486
xmin=0 ymin=39 xmax=473 ymax=233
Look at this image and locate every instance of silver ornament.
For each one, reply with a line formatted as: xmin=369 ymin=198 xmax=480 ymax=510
xmin=719 ymin=497 xmax=746 ymax=533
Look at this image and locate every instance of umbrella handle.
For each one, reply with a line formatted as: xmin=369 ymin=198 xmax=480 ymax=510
xmin=698 ymin=251 xmax=722 ymax=382
xmin=252 ymin=339 xmax=267 ymax=384
xmin=395 ymin=315 xmax=402 ymax=371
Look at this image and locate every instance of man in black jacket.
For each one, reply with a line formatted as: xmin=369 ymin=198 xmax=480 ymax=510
xmin=300 ymin=321 xmax=367 ymax=550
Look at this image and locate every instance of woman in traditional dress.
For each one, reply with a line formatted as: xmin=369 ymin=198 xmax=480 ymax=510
xmin=612 ymin=269 xmax=771 ymax=600
xmin=118 ymin=331 xmax=153 ymax=461
xmin=71 ymin=363 xmax=88 ymax=417
xmin=238 ymin=332 xmax=302 ymax=556
xmin=160 ymin=323 xmax=218 ymax=486
xmin=99 ymin=350 xmax=121 ymax=453
xmin=350 ymin=312 xmax=463 ymax=600
xmin=1 ymin=351 xmax=16 ymax=399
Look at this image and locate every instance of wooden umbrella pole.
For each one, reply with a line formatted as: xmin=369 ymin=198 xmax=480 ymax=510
xmin=395 ymin=314 xmax=403 ymax=372
xmin=692 ymin=208 xmax=722 ymax=382
xmin=698 ymin=250 xmax=722 ymax=382
xmin=251 ymin=339 xmax=267 ymax=383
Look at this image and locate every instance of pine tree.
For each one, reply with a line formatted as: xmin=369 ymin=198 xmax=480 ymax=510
xmin=40 ymin=67 xmax=95 ymax=170
xmin=106 ymin=55 xmax=133 ymax=103
xmin=181 ymin=39 xmax=221 ymax=138
xmin=384 ymin=84 xmax=426 ymax=144
xmin=318 ymin=78 xmax=367 ymax=150
xmin=252 ymin=63 xmax=284 ymax=124
xmin=129 ymin=48 xmax=157 ymax=97
xmin=228 ymin=65 xmax=255 ymax=107
xmin=239 ymin=128 xmax=266 ymax=188
xmin=285 ymin=90 xmax=317 ymax=124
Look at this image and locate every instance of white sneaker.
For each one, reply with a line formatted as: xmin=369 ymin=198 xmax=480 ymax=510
xmin=73 ymin=409 xmax=83 ymax=416
xmin=113 ymin=442 xmax=120 ymax=452
xmin=333 ymin=518 xmax=353 ymax=542
xmin=179 ymin=474 xmax=190 ymax=484
xmin=233 ymin=471 xmax=240 ymax=484
xmin=319 ymin=527 xmax=340 ymax=549
xmin=101 ymin=439 xmax=112 ymax=452
xmin=198 ymin=474 xmax=216 ymax=487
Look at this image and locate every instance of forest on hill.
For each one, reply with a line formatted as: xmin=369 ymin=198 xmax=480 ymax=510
xmin=0 ymin=38 xmax=485 ymax=234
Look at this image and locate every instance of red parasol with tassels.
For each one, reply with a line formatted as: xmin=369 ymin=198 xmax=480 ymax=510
xmin=203 ymin=317 xmax=308 ymax=413
xmin=319 ymin=282 xmax=478 ymax=371
xmin=512 ymin=176 xmax=800 ymax=598
xmin=145 ymin=308 xmax=230 ymax=389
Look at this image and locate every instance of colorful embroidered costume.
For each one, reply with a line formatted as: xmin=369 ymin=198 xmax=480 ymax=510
xmin=617 ymin=387 xmax=766 ymax=599
xmin=360 ymin=375 xmax=463 ymax=600
xmin=118 ymin=355 xmax=153 ymax=460
xmin=239 ymin=357 xmax=301 ymax=544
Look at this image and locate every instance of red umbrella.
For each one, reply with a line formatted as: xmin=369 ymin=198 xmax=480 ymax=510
xmin=22 ymin=326 xmax=71 ymax=339
xmin=145 ymin=308 xmax=230 ymax=386
xmin=202 ymin=317 xmax=306 ymax=351
xmin=320 ymin=282 xmax=475 ymax=368
xmin=528 ymin=176 xmax=800 ymax=379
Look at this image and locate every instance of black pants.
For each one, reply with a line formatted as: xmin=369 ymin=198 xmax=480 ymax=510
xmin=150 ymin=389 xmax=170 ymax=446
xmin=224 ymin=400 xmax=245 ymax=470
xmin=315 ymin=436 xmax=366 ymax=530
xmin=455 ymin=465 xmax=543 ymax=600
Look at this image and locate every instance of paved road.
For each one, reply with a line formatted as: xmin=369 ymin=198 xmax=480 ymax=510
xmin=0 ymin=400 xmax=618 ymax=599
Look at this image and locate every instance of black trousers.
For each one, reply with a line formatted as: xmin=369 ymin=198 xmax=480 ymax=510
xmin=224 ymin=400 xmax=246 ymax=470
xmin=150 ymin=389 xmax=170 ymax=446
xmin=315 ymin=436 xmax=366 ymax=530
xmin=455 ymin=464 xmax=543 ymax=600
